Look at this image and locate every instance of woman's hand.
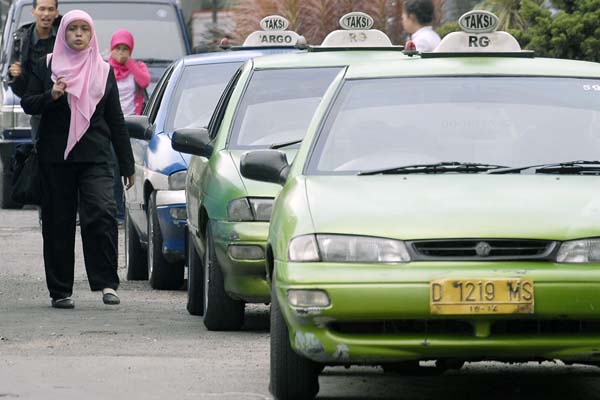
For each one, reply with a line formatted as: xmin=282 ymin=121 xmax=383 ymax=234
xmin=9 ymin=62 xmax=22 ymax=77
xmin=123 ymin=174 xmax=135 ymax=190
xmin=51 ymin=77 xmax=66 ymax=100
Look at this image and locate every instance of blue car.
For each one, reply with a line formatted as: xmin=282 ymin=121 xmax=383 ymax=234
xmin=124 ymin=42 xmax=302 ymax=290
xmin=0 ymin=0 xmax=191 ymax=208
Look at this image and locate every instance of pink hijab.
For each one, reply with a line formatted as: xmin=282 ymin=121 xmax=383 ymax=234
xmin=48 ymin=10 xmax=110 ymax=159
xmin=109 ymin=29 xmax=134 ymax=80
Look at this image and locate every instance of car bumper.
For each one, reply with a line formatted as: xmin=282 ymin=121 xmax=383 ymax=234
xmin=155 ymin=190 xmax=187 ymax=263
xmin=211 ymin=220 xmax=270 ymax=303
xmin=275 ymin=261 xmax=600 ymax=364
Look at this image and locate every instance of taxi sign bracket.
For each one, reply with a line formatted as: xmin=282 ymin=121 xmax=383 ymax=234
xmin=421 ymin=51 xmax=534 ymax=59
xmin=308 ymin=46 xmax=404 ymax=53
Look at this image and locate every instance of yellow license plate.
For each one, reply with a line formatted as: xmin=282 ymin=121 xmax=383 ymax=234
xmin=430 ymin=279 xmax=534 ymax=315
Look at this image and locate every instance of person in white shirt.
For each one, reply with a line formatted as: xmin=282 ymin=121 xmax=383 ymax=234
xmin=402 ymin=0 xmax=441 ymax=52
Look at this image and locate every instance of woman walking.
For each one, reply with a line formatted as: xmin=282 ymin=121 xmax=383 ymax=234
xmin=109 ymin=29 xmax=150 ymax=116
xmin=21 ymin=10 xmax=135 ymax=309
xmin=108 ymin=29 xmax=150 ymax=223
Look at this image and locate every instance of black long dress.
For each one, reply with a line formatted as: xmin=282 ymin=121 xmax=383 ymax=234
xmin=21 ymin=59 xmax=135 ymax=300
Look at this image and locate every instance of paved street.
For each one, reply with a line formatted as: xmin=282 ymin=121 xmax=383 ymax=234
xmin=3 ymin=209 xmax=600 ymax=400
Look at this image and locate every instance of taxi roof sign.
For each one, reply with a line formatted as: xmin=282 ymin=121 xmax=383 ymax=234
xmin=429 ymin=10 xmax=526 ymax=55
xmin=319 ymin=12 xmax=394 ymax=48
xmin=242 ymin=15 xmax=302 ymax=47
xmin=339 ymin=12 xmax=374 ymax=30
xmin=458 ymin=10 xmax=499 ymax=34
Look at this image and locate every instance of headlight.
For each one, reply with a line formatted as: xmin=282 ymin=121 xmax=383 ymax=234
xmin=168 ymin=170 xmax=187 ymax=190
xmin=556 ymin=239 xmax=600 ymax=263
xmin=227 ymin=198 xmax=274 ymax=222
xmin=288 ymin=234 xmax=411 ymax=263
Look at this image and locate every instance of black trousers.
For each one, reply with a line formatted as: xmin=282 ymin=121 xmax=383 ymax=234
xmin=40 ymin=162 xmax=119 ymax=299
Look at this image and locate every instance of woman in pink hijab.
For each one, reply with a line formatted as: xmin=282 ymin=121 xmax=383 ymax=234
xmin=108 ymin=29 xmax=150 ymax=225
xmin=109 ymin=29 xmax=150 ymax=116
xmin=21 ymin=10 xmax=135 ymax=309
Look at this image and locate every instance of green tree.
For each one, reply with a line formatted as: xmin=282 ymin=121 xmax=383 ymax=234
xmin=474 ymin=0 xmax=544 ymax=31
xmin=521 ymin=0 xmax=600 ymax=62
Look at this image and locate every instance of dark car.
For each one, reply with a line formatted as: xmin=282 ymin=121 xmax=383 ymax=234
xmin=0 ymin=0 xmax=191 ymax=208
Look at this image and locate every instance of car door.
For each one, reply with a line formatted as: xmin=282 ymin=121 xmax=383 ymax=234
xmin=187 ymin=66 xmax=243 ymax=237
xmin=127 ymin=65 xmax=174 ymax=232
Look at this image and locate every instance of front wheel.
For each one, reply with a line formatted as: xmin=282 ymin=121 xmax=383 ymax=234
xmin=147 ymin=192 xmax=184 ymax=290
xmin=270 ymin=283 xmax=320 ymax=400
xmin=202 ymin=223 xmax=244 ymax=331
xmin=186 ymin=227 xmax=204 ymax=315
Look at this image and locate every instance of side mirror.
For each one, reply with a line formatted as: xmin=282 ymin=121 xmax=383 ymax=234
xmin=171 ymin=128 xmax=213 ymax=158
xmin=125 ymin=115 xmax=152 ymax=140
xmin=240 ymin=150 xmax=290 ymax=185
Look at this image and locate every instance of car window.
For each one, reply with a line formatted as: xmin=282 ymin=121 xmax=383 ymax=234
xmin=208 ymin=67 xmax=243 ymax=139
xmin=146 ymin=66 xmax=174 ymax=123
xmin=228 ymin=67 xmax=342 ymax=149
xmin=164 ymin=62 xmax=242 ymax=132
xmin=15 ymin=2 xmax=186 ymax=60
xmin=307 ymin=77 xmax=600 ymax=174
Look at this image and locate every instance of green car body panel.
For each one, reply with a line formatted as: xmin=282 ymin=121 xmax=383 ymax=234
xmin=267 ymin=56 xmax=600 ymax=364
xmin=186 ymin=50 xmax=409 ymax=303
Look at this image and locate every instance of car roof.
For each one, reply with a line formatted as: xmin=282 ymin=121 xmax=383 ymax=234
xmin=180 ymin=48 xmax=301 ymax=67
xmin=345 ymin=56 xmax=600 ymax=79
xmin=250 ymin=49 xmax=409 ymax=69
xmin=13 ymin=0 xmax=178 ymax=6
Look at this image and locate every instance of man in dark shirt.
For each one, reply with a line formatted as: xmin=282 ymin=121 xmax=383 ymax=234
xmin=8 ymin=0 xmax=60 ymax=142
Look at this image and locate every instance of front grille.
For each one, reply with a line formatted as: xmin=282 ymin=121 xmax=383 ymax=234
xmin=409 ymin=239 xmax=557 ymax=261
xmin=329 ymin=320 xmax=472 ymax=335
xmin=491 ymin=319 xmax=600 ymax=335
xmin=329 ymin=319 xmax=600 ymax=336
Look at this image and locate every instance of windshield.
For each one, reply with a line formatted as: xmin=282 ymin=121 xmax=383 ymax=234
xmin=307 ymin=77 xmax=600 ymax=174
xmin=228 ymin=67 xmax=342 ymax=149
xmin=165 ymin=62 xmax=241 ymax=131
xmin=16 ymin=2 xmax=186 ymax=60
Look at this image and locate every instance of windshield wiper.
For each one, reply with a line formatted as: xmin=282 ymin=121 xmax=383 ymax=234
xmin=358 ymin=162 xmax=508 ymax=176
xmin=270 ymin=139 xmax=303 ymax=149
xmin=488 ymin=160 xmax=600 ymax=175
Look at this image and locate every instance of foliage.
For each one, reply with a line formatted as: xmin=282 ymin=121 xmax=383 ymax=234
xmin=436 ymin=21 xmax=459 ymax=38
xmin=520 ymin=0 xmax=600 ymax=62
xmin=231 ymin=0 xmax=444 ymax=45
xmin=474 ymin=0 xmax=544 ymax=31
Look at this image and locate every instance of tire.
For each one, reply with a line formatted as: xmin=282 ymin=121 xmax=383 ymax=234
xmin=202 ymin=224 xmax=244 ymax=331
xmin=147 ymin=192 xmax=184 ymax=290
xmin=126 ymin=208 xmax=148 ymax=280
xmin=270 ymin=283 xmax=320 ymax=400
xmin=186 ymin=227 xmax=204 ymax=316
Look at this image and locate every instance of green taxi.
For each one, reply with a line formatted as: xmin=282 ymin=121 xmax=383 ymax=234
xmin=172 ymin=13 xmax=408 ymax=331
xmin=240 ymin=11 xmax=600 ymax=400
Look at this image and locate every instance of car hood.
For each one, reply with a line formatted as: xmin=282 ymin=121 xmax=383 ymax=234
xmin=229 ymin=149 xmax=298 ymax=197
xmin=305 ymin=175 xmax=600 ymax=240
